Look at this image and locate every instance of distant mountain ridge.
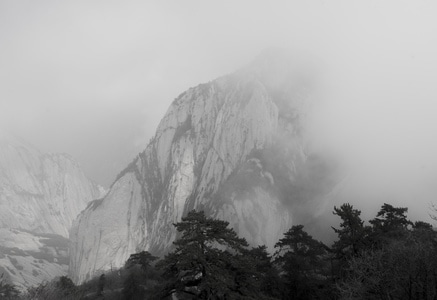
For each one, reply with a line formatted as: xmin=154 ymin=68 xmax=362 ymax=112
xmin=0 ymin=133 xmax=104 ymax=290
xmin=70 ymin=50 xmax=338 ymax=284
xmin=0 ymin=133 xmax=104 ymax=236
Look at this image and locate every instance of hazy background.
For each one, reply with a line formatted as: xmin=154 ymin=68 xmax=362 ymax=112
xmin=1 ymin=1 xmax=437 ymax=221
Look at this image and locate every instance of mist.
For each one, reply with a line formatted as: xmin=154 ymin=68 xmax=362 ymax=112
xmin=1 ymin=1 xmax=437 ymax=222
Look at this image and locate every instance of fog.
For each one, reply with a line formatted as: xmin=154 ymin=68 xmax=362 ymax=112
xmin=1 ymin=1 xmax=437 ymax=221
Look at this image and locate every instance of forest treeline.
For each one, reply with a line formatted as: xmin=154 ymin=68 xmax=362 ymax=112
xmin=3 ymin=203 xmax=437 ymax=300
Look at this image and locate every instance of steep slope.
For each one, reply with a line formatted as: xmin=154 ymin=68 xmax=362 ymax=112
xmin=0 ymin=134 xmax=104 ymax=237
xmin=70 ymin=51 xmax=336 ymax=283
xmin=0 ymin=229 xmax=69 ymax=292
xmin=0 ymin=133 xmax=104 ymax=289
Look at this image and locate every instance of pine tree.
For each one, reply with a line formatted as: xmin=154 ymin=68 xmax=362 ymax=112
xmin=125 ymin=251 xmax=158 ymax=271
xmin=370 ymin=203 xmax=411 ymax=232
xmin=244 ymin=245 xmax=281 ymax=298
xmin=332 ymin=203 xmax=368 ymax=258
xmin=122 ymin=251 xmax=158 ymax=299
xmin=157 ymin=210 xmax=254 ymax=299
xmin=369 ymin=203 xmax=412 ymax=246
xmin=274 ymin=225 xmax=329 ymax=299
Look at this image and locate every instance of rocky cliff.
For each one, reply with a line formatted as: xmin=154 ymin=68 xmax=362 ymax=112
xmin=70 ymin=51 xmax=336 ymax=283
xmin=0 ymin=228 xmax=69 ymax=291
xmin=0 ymin=134 xmax=104 ymax=237
xmin=0 ymin=133 xmax=104 ymax=289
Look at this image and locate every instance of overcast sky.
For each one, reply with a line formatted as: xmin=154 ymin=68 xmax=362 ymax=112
xmin=1 ymin=1 xmax=437 ymax=220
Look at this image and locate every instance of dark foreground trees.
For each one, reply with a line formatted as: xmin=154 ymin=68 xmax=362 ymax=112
xmin=336 ymin=204 xmax=437 ymax=300
xmin=157 ymin=210 xmax=275 ymax=299
xmin=20 ymin=203 xmax=437 ymax=300
xmin=274 ymin=225 xmax=331 ymax=299
xmin=331 ymin=203 xmax=368 ymax=259
xmin=122 ymin=251 xmax=158 ymax=300
xmin=25 ymin=276 xmax=79 ymax=300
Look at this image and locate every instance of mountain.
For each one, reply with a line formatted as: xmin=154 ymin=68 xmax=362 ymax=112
xmin=0 ymin=133 xmax=104 ymax=290
xmin=70 ymin=50 xmax=338 ymax=284
xmin=0 ymin=133 xmax=104 ymax=236
xmin=0 ymin=229 xmax=69 ymax=292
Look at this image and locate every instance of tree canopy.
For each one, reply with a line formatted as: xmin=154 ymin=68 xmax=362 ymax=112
xmin=19 ymin=203 xmax=437 ymax=300
xmin=331 ymin=203 xmax=368 ymax=258
xmin=157 ymin=210 xmax=256 ymax=299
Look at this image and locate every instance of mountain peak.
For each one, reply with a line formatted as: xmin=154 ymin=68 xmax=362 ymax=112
xmin=69 ymin=51 xmax=338 ymax=284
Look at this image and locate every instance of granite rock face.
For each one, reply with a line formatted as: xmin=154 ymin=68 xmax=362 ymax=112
xmin=0 ymin=135 xmax=104 ymax=237
xmin=70 ymin=51 xmax=334 ymax=283
xmin=0 ymin=134 xmax=104 ymax=289
xmin=0 ymin=228 xmax=69 ymax=292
